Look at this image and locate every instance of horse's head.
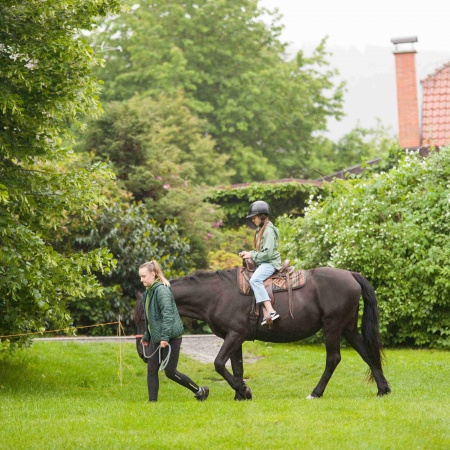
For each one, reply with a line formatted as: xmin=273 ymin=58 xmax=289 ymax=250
xmin=134 ymin=291 xmax=148 ymax=363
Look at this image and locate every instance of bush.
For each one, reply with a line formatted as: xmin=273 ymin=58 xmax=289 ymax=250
xmin=279 ymin=147 xmax=450 ymax=348
xmin=68 ymin=200 xmax=191 ymax=335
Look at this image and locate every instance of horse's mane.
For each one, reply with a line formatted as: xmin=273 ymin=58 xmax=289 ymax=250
xmin=133 ymin=268 xmax=239 ymax=322
xmin=171 ymin=267 xmax=238 ymax=284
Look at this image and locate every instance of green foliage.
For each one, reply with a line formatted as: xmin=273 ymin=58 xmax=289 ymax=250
xmin=40 ymin=152 xmax=193 ymax=336
xmin=67 ymin=286 xmax=123 ymax=337
xmin=0 ymin=0 xmax=121 ymax=160
xmin=70 ymin=200 xmax=191 ymax=334
xmin=305 ymin=123 xmax=397 ymax=179
xmin=76 ymin=94 xmax=230 ymax=270
xmin=0 ymin=0 xmax=121 ymax=352
xmin=208 ymin=250 xmax=242 ymax=271
xmin=206 ymin=225 xmax=254 ymax=270
xmin=148 ymin=186 xmax=224 ymax=269
xmin=90 ymin=0 xmax=345 ymax=182
xmin=77 ymin=201 xmax=191 ymax=287
xmin=205 ymin=180 xmax=323 ymax=228
xmin=279 ymin=147 xmax=450 ymax=348
xmin=207 ymin=225 xmax=254 ymax=255
xmin=77 ymin=94 xmax=231 ymax=197
xmin=0 ymin=193 xmax=116 ymax=347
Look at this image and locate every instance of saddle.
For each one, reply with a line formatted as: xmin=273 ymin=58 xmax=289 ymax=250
xmin=238 ymin=259 xmax=306 ymax=322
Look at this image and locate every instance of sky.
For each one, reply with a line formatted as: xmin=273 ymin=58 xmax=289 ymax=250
xmin=259 ymin=0 xmax=450 ymax=53
xmin=258 ymin=0 xmax=450 ymax=140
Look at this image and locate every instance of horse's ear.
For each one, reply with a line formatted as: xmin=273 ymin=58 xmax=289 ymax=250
xmin=135 ymin=291 xmax=143 ymax=301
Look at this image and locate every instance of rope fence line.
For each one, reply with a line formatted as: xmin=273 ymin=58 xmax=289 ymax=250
xmin=0 ymin=321 xmax=122 ymax=339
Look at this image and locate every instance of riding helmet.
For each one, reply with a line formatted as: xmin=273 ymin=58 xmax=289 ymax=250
xmin=246 ymin=200 xmax=270 ymax=218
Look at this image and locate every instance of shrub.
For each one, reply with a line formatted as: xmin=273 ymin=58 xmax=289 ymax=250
xmin=279 ymin=147 xmax=450 ymax=348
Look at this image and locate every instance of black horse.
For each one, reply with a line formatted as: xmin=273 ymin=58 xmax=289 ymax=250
xmin=134 ymin=267 xmax=391 ymax=400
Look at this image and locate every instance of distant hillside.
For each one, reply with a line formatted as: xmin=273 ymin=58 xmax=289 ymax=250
xmin=298 ymin=44 xmax=450 ymax=140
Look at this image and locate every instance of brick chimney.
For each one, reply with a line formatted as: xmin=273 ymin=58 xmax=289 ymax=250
xmin=392 ymin=36 xmax=421 ymax=148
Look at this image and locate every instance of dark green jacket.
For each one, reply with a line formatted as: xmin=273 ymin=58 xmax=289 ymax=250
xmin=142 ymin=281 xmax=184 ymax=344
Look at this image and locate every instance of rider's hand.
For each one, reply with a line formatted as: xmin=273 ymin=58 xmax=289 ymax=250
xmin=160 ymin=340 xmax=169 ymax=348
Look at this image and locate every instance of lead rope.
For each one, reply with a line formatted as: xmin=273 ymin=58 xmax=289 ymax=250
xmin=141 ymin=342 xmax=172 ymax=371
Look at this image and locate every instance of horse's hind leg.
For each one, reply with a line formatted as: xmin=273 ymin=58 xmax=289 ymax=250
xmin=309 ymin=330 xmax=342 ymax=399
xmin=230 ymin=346 xmax=252 ymax=401
xmin=343 ymin=329 xmax=391 ymax=396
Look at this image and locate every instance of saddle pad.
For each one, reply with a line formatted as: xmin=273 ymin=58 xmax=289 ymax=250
xmin=238 ymin=267 xmax=306 ymax=296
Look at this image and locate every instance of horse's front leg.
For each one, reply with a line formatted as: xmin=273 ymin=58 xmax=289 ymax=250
xmin=214 ymin=332 xmax=252 ymax=400
xmin=230 ymin=345 xmax=252 ymax=401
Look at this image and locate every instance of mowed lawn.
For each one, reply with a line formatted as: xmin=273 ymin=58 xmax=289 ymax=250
xmin=0 ymin=340 xmax=449 ymax=449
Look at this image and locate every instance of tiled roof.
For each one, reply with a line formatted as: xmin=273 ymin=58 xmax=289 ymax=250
xmin=421 ymin=62 xmax=450 ymax=147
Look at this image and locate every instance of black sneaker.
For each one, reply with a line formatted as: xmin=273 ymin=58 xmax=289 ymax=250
xmin=261 ymin=311 xmax=280 ymax=326
xmin=195 ymin=386 xmax=209 ymax=401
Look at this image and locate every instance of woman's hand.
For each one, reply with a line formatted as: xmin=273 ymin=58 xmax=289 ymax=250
xmin=239 ymin=251 xmax=252 ymax=259
xmin=160 ymin=340 xmax=169 ymax=348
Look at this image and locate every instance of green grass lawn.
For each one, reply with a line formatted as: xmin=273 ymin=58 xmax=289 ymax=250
xmin=1 ymin=340 xmax=449 ymax=449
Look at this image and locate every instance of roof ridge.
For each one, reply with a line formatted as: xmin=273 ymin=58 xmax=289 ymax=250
xmin=421 ymin=61 xmax=450 ymax=84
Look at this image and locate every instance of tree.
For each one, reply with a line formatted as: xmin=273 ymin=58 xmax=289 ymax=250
xmin=76 ymin=94 xmax=228 ymax=268
xmin=77 ymin=94 xmax=230 ymax=198
xmin=0 ymin=0 xmax=120 ymax=353
xmin=90 ymin=0 xmax=345 ymax=182
xmin=304 ymin=123 xmax=397 ymax=180
xmin=279 ymin=147 xmax=450 ymax=348
xmin=69 ymin=197 xmax=191 ymax=335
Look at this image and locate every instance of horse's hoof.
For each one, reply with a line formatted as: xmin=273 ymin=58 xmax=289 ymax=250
xmin=377 ymin=390 xmax=391 ymax=397
xmin=306 ymin=394 xmax=319 ymax=400
xmin=235 ymin=386 xmax=252 ymax=400
xmin=243 ymin=386 xmax=252 ymax=400
xmin=377 ymin=384 xmax=392 ymax=397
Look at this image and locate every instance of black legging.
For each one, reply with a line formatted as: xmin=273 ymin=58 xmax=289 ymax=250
xmin=146 ymin=337 xmax=199 ymax=401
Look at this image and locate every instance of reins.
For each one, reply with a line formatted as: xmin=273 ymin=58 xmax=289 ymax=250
xmin=140 ymin=341 xmax=172 ymax=371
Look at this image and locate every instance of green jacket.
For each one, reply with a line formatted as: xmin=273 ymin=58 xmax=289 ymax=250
xmin=142 ymin=281 xmax=184 ymax=345
xmin=250 ymin=222 xmax=282 ymax=270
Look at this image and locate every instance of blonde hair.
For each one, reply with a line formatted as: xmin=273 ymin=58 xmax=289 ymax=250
xmin=254 ymin=214 xmax=270 ymax=251
xmin=139 ymin=260 xmax=170 ymax=286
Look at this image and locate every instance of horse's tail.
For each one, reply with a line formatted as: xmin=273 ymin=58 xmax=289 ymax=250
xmin=351 ymin=272 xmax=385 ymax=376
